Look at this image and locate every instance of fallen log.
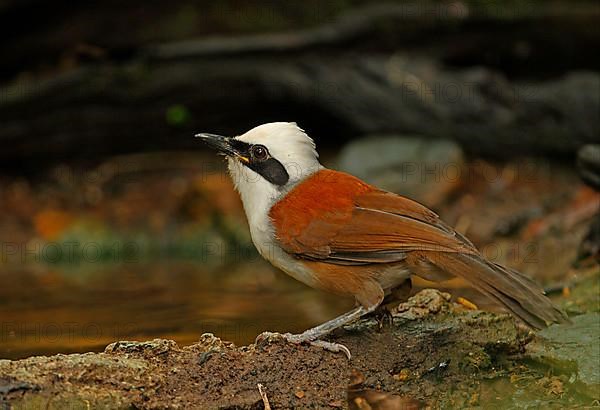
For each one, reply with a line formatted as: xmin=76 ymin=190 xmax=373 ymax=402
xmin=1 ymin=2 xmax=599 ymax=171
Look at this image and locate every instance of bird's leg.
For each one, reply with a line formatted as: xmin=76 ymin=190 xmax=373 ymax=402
xmin=256 ymin=304 xmax=377 ymax=359
xmin=285 ymin=305 xmax=369 ymax=342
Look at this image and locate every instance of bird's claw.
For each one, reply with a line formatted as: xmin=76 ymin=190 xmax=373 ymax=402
xmin=255 ymin=331 xmax=351 ymax=359
xmin=308 ymin=339 xmax=352 ymax=359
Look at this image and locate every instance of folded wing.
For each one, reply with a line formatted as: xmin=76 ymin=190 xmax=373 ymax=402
xmin=271 ymin=170 xmax=477 ymax=264
xmin=270 ymin=169 xmax=569 ymax=328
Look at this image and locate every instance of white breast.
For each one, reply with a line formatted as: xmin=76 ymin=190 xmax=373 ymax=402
xmin=249 ymin=220 xmax=320 ymax=289
xmin=228 ymin=157 xmax=320 ymax=288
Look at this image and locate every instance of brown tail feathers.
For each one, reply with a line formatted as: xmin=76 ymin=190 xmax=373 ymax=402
xmin=416 ymin=251 xmax=570 ymax=329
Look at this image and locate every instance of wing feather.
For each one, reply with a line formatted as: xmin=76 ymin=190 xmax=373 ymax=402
xmin=270 ymin=170 xmax=476 ymax=264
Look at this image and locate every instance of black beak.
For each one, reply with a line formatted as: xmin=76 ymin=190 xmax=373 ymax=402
xmin=195 ymin=132 xmax=289 ymax=186
xmin=195 ymin=133 xmax=236 ymax=156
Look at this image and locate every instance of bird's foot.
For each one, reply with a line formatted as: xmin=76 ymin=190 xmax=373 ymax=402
xmin=255 ymin=331 xmax=351 ymax=359
xmin=307 ymin=339 xmax=352 ymax=359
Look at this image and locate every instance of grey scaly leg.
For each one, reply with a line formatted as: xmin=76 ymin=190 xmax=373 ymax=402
xmin=256 ymin=304 xmax=377 ymax=359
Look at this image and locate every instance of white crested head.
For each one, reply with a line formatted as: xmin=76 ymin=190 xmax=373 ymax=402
xmin=235 ymin=122 xmax=320 ymax=177
xmin=225 ymin=122 xmax=323 ymax=228
xmin=196 ymin=122 xmax=323 ymax=263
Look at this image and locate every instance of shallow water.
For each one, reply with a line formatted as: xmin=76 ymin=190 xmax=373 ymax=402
xmin=0 ymin=258 xmax=499 ymax=360
xmin=0 ymin=261 xmax=352 ymax=359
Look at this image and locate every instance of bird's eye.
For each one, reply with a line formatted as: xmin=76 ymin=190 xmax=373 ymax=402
xmin=250 ymin=145 xmax=268 ymax=161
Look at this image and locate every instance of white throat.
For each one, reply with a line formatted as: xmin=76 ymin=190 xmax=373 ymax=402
xmin=225 ymin=122 xmax=323 ymax=282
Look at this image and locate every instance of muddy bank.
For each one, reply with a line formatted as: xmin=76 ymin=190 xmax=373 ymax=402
xmin=1 ymin=288 xmax=597 ymax=409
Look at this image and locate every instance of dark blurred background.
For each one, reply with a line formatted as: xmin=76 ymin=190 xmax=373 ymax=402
xmin=0 ymin=0 xmax=598 ymax=363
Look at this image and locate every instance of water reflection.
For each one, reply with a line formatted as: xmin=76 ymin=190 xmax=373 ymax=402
xmin=0 ymin=261 xmax=352 ymax=359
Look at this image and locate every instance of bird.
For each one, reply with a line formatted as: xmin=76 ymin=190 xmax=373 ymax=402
xmin=196 ymin=122 xmax=569 ymax=358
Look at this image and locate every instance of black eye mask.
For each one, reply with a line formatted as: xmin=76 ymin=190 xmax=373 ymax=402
xmin=230 ymin=140 xmax=289 ymax=186
xmin=247 ymin=158 xmax=289 ymax=186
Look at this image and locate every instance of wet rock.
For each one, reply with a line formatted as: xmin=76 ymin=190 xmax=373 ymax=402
xmin=389 ymin=288 xmax=453 ymax=320
xmin=105 ymin=338 xmax=178 ymax=356
xmin=195 ymin=332 xmax=231 ymax=351
xmin=577 ymin=144 xmax=600 ymax=191
xmin=0 ymin=378 xmax=40 ymax=395
xmin=526 ymin=313 xmax=600 ymax=399
xmin=0 ymin=352 xmax=148 ymax=409
xmin=337 ymin=136 xmax=464 ymax=206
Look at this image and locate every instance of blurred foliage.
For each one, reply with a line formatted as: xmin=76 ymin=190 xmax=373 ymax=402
xmin=145 ymin=0 xmax=600 ymax=38
xmin=165 ymin=104 xmax=191 ymax=127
